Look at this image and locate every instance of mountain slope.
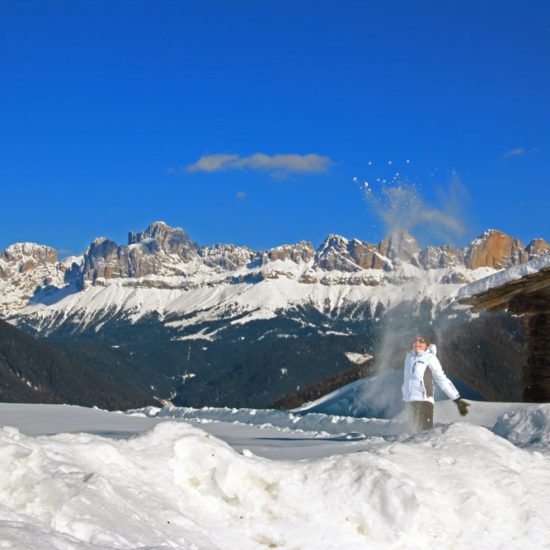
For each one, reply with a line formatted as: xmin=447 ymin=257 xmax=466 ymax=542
xmin=0 ymin=319 xmax=159 ymax=409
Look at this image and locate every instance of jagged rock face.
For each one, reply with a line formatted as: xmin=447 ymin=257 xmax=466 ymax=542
xmin=0 ymin=243 xmax=62 ymax=287
xmin=262 ymin=241 xmax=315 ymax=264
xmin=82 ymin=237 xmax=191 ymax=282
xmin=526 ymin=238 xmax=550 ymax=260
xmin=128 ymin=221 xmax=198 ymax=261
xmin=314 ymin=234 xmax=400 ymax=272
xmin=348 ymin=240 xmax=389 ymax=270
xmin=378 ymin=230 xmax=419 ymax=262
xmin=82 ymin=222 xmax=202 ymax=283
xmin=2 ymin=222 xmax=549 ymax=316
xmin=418 ymin=245 xmax=463 ymax=269
xmin=315 ymin=235 xmax=361 ymax=272
xmin=1 ymin=243 xmax=57 ymax=270
xmin=0 ymin=243 xmax=67 ymax=314
xmin=464 ymin=230 xmax=528 ymax=269
xmin=83 ymin=238 xmax=128 ymax=281
xmin=200 ymin=244 xmax=256 ymax=270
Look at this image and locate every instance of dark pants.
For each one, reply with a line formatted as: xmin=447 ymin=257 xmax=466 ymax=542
xmin=406 ymin=401 xmax=434 ymax=433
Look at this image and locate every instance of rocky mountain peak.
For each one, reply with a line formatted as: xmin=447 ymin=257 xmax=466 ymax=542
xmin=88 ymin=237 xmax=117 ymax=253
xmin=0 ymin=243 xmax=59 ymax=280
xmin=464 ymin=229 xmax=528 ymax=269
xmin=79 ymin=222 xmax=205 ymax=284
xmin=83 ymin=238 xmax=126 ymax=282
xmin=312 ymin=234 xmax=394 ymax=272
xmin=1 ymin=242 xmax=58 ymax=265
xmin=0 ymin=243 xmax=67 ymax=311
xmin=317 ymin=234 xmax=353 ymax=254
xmin=417 ymin=245 xmax=462 ymax=269
xmin=348 ymin=239 xmax=390 ymax=270
xmin=378 ymin=229 xmax=419 ymax=262
xmin=200 ymin=244 xmax=256 ymax=271
xmin=526 ymin=238 xmax=550 ymax=260
xmin=262 ymin=241 xmax=315 ymax=264
xmin=128 ymin=221 xmax=198 ymax=259
xmin=315 ymin=234 xmax=359 ymax=272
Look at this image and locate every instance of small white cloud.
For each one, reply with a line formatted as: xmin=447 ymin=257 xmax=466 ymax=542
xmin=186 ymin=152 xmax=332 ymax=177
xmin=236 ymin=191 xmax=247 ymax=200
xmin=187 ymin=154 xmax=241 ymax=173
xmin=503 ymin=147 xmax=526 ymax=159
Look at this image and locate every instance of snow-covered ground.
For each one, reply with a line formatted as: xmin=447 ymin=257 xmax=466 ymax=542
xmin=1 ymin=400 xmax=549 ymax=549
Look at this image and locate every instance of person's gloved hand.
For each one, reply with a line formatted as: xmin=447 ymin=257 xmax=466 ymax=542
xmin=454 ymin=398 xmax=470 ymax=416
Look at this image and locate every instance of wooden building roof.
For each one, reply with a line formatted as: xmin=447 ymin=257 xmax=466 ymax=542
xmin=458 ymin=265 xmax=550 ymax=314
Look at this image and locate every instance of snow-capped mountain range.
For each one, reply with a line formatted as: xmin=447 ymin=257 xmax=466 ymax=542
xmin=1 ymin=220 xmax=548 ymax=338
xmin=1 ymin=221 xmax=546 ymax=407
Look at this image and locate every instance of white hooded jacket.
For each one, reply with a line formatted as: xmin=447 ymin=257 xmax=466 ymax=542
xmin=402 ymin=344 xmax=460 ymax=403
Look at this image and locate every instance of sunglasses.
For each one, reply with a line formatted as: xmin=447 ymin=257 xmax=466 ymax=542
xmin=413 ymin=337 xmax=427 ymax=343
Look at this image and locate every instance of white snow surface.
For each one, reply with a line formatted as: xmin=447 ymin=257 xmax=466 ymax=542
xmin=1 ymin=401 xmax=549 ymax=549
xmin=458 ymin=253 xmax=550 ymax=300
xmin=5 ymin=264 xmax=495 ymax=337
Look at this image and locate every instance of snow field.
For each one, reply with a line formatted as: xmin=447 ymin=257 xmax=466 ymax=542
xmin=134 ymin=404 xmax=406 ymax=438
xmin=12 ymin=261 xmax=482 ymax=337
xmin=1 ymin=406 xmax=550 ymax=549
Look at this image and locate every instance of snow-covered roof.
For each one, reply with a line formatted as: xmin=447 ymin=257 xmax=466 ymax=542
xmin=458 ymin=254 xmax=550 ymax=311
xmin=458 ymin=254 xmax=550 ymax=300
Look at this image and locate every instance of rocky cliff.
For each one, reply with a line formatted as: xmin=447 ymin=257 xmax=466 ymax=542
xmin=463 ymin=229 xmax=529 ymax=270
xmin=0 ymin=243 xmax=69 ymax=311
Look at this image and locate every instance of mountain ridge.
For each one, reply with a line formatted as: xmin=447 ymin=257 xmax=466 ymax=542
xmin=2 ymin=221 xmax=548 ymax=296
xmin=1 ymin=221 xmax=548 ymax=337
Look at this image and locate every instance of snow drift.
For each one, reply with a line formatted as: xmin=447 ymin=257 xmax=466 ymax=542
xmin=0 ymin=403 xmax=549 ymax=549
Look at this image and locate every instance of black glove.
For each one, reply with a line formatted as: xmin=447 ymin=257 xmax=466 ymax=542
xmin=454 ymin=398 xmax=470 ymax=417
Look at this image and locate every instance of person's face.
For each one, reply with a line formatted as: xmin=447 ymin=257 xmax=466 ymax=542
xmin=412 ymin=337 xmax=428 ymax=352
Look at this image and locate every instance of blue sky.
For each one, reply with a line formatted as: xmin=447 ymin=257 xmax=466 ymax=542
xmin=1 ymin=1 xmax=549 ymax=256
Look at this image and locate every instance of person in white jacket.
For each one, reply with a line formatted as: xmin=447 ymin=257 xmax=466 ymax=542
xmin=402 ymin=335 xmax=469 ymax=432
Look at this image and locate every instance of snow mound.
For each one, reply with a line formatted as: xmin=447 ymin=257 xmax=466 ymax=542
xmin=1 ymin=419 xmax=550 ymax=549
xmin=492 ymin=404 xmax=550 ymax=450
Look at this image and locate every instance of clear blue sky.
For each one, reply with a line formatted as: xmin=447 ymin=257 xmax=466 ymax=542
xmin=1 ymin=1 xmax=549 ymax=256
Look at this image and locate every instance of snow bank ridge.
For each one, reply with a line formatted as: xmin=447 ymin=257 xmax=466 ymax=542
xmin=1 ymin=410 xmax=550 ymax=549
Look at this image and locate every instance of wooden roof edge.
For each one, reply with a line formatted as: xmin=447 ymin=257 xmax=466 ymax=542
xmin=458 ymin=265 xmax=550 ymax=307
